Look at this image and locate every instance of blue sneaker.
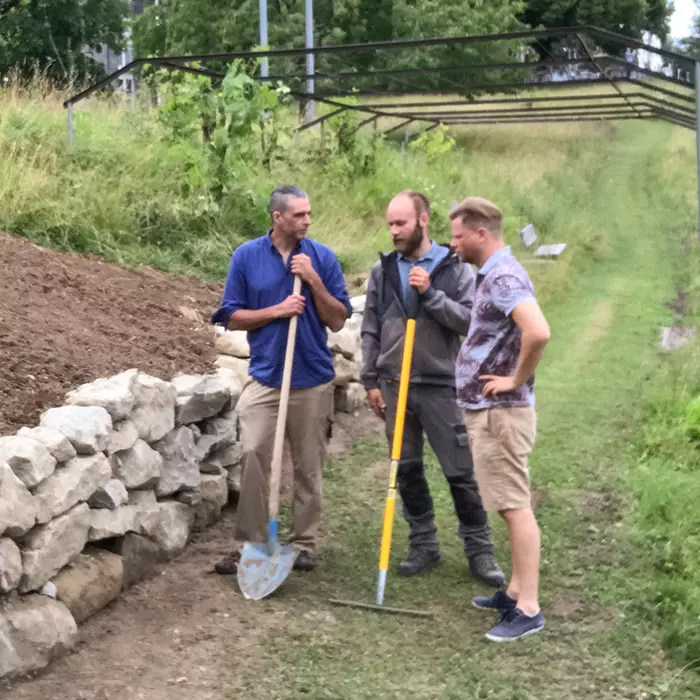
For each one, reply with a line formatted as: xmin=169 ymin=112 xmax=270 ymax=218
xmin=472 ymin=589 xmax=517 ymax=613
xmin=485 ymin=608 xmax=545 ymax=642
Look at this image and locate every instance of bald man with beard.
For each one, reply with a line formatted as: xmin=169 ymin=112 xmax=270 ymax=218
xmin=360 ymin=190 xmax=505 ymax=588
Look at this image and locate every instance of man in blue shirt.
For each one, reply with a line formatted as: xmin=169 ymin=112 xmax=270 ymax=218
xmin=211 ymin=185 xmax=352 ymax=574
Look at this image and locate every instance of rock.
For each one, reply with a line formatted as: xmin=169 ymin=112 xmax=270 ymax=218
xmin=350 ymin=295 xmax=366 ymax=313
xmin=194 ymin=471 xmax=228 ymax=531
xmin=0 ymin=463 xmax=37 ymax=538
xmin=112 ymin=533 xmax=167 ymax=589
xmin=207 ymin=443 xmax=243 ymax=470
xmin=17 ymin=427 xmax=76 ymax=463
xmin=89 ymin=479 xmax=129 ymax=510
xmin=53 ymin=549 xmax=123 ymax=623
xmin=33 ymin=453 xmax=112 ymax=525
xmin=19 ymin=503 xmax=91 ymax=593
xmin=172 ymin=374 xmax=231 ymax=425
xmin=198 ymin=411 xmax=238 ymax=457
xmin=327 ymin=326 xmax=360 ymax=360
xmin=88 ymin=491 xmax=160 ymax=541
xmin=115 ymin=439 xmax=162 ymax=490
xmin=107 ymin=453 xmax=122 ymax=476
xmin=0 ymin=436 xmax=57 ymax=489
xmin=130 ymin=374 xmax=177 ymax=443
xmin=65 ymin=369 xmax=139 ymax=421
xmin=214 ymin=357 xmax=250 ymax=387
xmin=661 ymin=326 xmax=696 ymax=352
xmin=152 ymin=426 xmax=201 ymax=498
xmin=190 ymin=424 xmax=202 ymax=441
xmin=39 ymin=581 xmax=57 ymax=599
xmin=214 ymin=330 xmax=250 ymax=358
xmin=0 ymin=538 xmax=23 ymax=593
xmin=176 ymin=490 xmax=202 ymax=506
xmin=149 ymin=502 xmax=194 ymax=558
xmin=106 ymin=419 xmax=139 ymax=455
xmin=40 ymin=405 xmax=112 ymax=455
xmin=196 ymin=434 xmax=231 ymax=462
xmin=0 ymin=595 xmax=77 ymax=680
xmin=227 ymin=463 xmax=242 ymax=496
xmin=333 ymin=355 xmax=361 ymax=387
xmin=334 ymin=383 xmax=366 ymax=414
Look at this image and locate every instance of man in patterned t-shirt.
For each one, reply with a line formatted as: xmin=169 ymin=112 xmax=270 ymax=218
xmin=449 ymin=196 xmax=551 ymax=643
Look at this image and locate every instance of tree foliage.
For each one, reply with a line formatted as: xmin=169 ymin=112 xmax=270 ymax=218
xmin=0 ymin=0 xmax=129 ymax=82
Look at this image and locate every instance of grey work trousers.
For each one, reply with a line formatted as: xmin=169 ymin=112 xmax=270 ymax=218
xmin=380 ymin=380 xmax=494 ymax=557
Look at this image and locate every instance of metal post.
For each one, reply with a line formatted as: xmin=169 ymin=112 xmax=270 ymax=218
xmin=696 ymin=62 xmax=700 ymax=239
xmin=305 ymin=0 xmax=315 ymax=122
xmin=259 ymin=0 xmax=269 ymax=78
xmin=67 ymin=103 xmax=74 ymax=144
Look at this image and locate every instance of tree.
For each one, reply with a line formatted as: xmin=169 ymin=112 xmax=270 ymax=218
xmin=521 ymin=0 xmax=672 ymax=47
xmin=678 ymin=1 xmax=700 ymax=57
xmin=0 ymin=0 xmax=129 ymax=83
xmin=133 ymin=0 xmax=530 ymax=96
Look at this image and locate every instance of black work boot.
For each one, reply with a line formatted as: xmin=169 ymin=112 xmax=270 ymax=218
xmin=468 ymin=552 xmax=506 ymax=588
xmin=293 ymin=550 xmax=316 ymax=572
xmin=398 ymin=548 xmax=442 ymax=576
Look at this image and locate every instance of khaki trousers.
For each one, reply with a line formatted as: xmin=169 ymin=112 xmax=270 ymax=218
xmin=234 ymin=379 xmax=334 ymax=551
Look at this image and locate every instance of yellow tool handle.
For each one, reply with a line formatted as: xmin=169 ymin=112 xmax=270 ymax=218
xmin=390 ymin=317 xmax=416 ymax=464
xmin=377 ymin=317 xmax=416 ymax=577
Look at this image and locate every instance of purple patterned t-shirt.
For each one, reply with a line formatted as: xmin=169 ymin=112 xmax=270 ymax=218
xmin=456 ymin=246 xmax=536 ymax=410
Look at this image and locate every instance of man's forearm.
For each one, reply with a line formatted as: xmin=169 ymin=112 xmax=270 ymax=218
xmin=308 ymin=276 xmax=347 ymax=332
xmin=513 ymin=331 xmax=548 ymax=387
xmin=228 ymin=306 xmax=280 ymax=332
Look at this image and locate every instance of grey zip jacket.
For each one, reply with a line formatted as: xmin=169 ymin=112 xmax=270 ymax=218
xmin=360 ymin=245 xmax=476 ymax=389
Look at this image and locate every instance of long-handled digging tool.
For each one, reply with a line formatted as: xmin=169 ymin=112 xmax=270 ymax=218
xmin=237 ymin=275 xmax=302 ymax=600
xmin=330 ymin=297 xmax=433 ymax=619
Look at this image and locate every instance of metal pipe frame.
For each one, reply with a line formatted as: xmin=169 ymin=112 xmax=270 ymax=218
xmin=65 ymin=25 xmax=695 ymax=108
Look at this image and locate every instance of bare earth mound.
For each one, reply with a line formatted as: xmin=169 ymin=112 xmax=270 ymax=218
xmin=0 ymin=232 xmax=223 ymax=435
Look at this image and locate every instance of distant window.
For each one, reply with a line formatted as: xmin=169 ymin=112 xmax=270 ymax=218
xmin=131 ymin=0 xmax=145 ymax=14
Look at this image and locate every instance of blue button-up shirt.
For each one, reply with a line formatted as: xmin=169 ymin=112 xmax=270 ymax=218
xmin=212 ymin=232 xmax=352 ymax=389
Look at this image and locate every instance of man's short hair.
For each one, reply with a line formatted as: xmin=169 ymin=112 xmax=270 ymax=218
xmin=449 ymin=196 xmax=503 ymax=235
xmin=397 ymin=189 xmax=431 ymax=218
xmin=269 ymin=185 xmax=309 ymax=218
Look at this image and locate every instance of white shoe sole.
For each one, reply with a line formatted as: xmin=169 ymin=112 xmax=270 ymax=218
xmin=485 ymin=623 xmax=545 ymax=642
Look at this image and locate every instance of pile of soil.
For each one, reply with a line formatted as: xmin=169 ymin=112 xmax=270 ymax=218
xmin=0 ymin=232 xmax=225 ymax=436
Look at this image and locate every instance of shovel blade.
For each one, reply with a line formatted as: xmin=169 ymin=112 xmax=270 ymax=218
xmin=237 ymin=541 xmax=298 ymax=600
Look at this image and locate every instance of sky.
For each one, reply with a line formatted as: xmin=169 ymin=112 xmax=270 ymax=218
xmin=670 ymin=0 xmax=697 ymax=39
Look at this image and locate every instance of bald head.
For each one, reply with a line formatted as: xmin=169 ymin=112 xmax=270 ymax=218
xmin=387 ymin=190 xmax=431 ymax=259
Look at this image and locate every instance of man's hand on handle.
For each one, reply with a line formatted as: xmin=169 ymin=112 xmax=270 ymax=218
xmin=290 ymin=254 xmax=321 ymax=286
xmin=408 ymin=266 xmax=431 ymax=294
xmin=276 ymin=294 xmax=305 ymax=319
xmin=367 ymin=388 xmax=386 ymax=420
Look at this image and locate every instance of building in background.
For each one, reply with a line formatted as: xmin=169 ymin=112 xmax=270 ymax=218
xmin=87 ymin=0 xmax=147 ymax=93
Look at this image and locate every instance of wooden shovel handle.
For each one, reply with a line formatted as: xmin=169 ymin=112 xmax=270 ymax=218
xmin=268 ymin=275 xmax=302 ymax=520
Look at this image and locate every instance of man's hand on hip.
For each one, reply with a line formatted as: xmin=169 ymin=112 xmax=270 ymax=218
xmin=290 ymin=253 xmax=321 ymax=286
xmin=480 ymin=375 xmax=518 ymax=397
xmin=367 ymin=388 xmax=386 ymax=419
xmin=408 ymin=266 xmax=431 ymax=294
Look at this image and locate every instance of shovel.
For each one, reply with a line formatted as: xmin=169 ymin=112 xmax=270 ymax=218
xmin=237 ymin=275 xmax=302 ymax=600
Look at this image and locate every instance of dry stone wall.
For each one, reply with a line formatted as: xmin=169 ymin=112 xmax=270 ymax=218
xmin=0 ymin=296 xmax=366 ymax=681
